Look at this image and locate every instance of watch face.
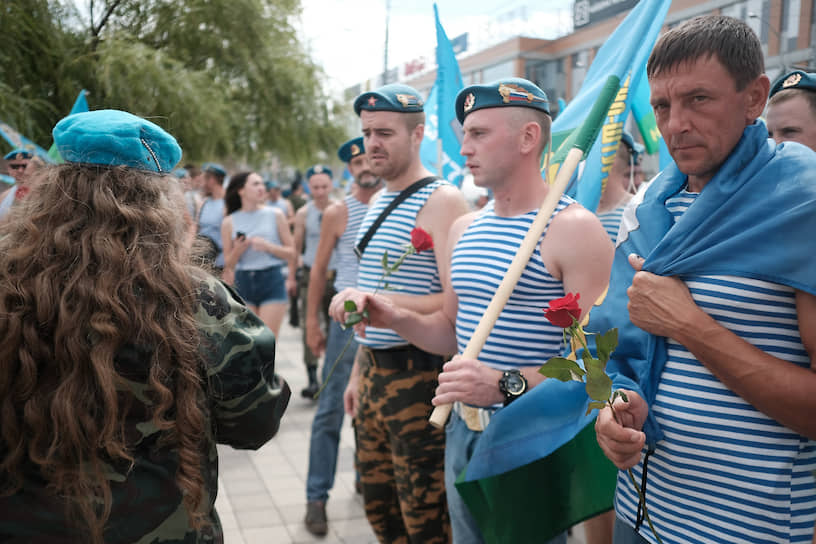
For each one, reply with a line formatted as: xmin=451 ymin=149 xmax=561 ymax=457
xmin=502 ymin=371 xmax=526 ymax=395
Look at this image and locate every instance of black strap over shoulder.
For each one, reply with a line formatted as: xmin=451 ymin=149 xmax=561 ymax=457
xmin=354 ymin=176 xmax=438 ymax=260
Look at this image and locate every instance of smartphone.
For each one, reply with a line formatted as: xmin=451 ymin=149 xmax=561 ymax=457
xmin=236 ymin=231 xmax=246 ymax=240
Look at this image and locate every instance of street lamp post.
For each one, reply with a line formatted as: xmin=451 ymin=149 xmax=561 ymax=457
xmin=749 ymin=11 xmax=788 ymax=74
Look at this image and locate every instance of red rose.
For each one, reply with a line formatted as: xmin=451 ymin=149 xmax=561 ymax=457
xmin=410 ymin=227 xmax=434 ymax=253
xmin=543 ymin=292 xmax=581 ymax=328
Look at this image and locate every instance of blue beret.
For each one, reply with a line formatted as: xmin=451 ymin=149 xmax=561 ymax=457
xmin=202 ymin=162 xmax=226 ymax=177
xmin=770 ymin=70 xmax=816 ymax=98
xmin=172 ymin=167 xmax=189 ymax=179
xmin=305 ymin=164 xmax=333 ymax=181
xmin=620 ymin=131 xmax=645 ymax=162
xmin=264 ymin=179 xmax=279 ymax=190
xmin=353 ymin=84 xmax=424 ymax=115
xmin=4 ymin=149 xmax=33 ymax=161
xmin=53 ymin=110 xmax=181 ymax=173
xmin=337 ymin=137 xmax=365 ymax=162
xmin=455 ymin=77 xmax=550 ymax=123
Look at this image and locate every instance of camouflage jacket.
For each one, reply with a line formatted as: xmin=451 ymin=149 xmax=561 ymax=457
xmin=0 ymin=273 xmax=291 ymax=543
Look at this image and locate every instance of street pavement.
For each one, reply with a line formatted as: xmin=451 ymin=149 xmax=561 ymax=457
xmin=214 ymin=319 xmax=589 ymax=543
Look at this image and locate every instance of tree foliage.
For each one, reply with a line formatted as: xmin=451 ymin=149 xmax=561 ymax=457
xmin=0 ymin=0 xmax=348 ymax=165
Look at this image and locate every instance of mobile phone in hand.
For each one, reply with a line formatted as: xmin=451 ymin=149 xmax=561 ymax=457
xmin=236 ymin=231 xmax=246 ymax=240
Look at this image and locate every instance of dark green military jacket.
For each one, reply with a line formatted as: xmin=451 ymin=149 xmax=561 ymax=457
xmin=0 ymin=273 xmax=291 ymax=543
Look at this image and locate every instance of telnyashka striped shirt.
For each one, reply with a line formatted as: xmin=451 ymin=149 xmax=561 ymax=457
xmin=616 ymin=189 xmax=816 ymax=544
xmin=451 ymin=196 xmax=574 ymax=369
xmin=354 ymin=179 xmax=446 ymax=348
xmin=597 ymin=204 xmax=626 ymax=244
xmin=333 ymin=194 xmax=368 ymax=292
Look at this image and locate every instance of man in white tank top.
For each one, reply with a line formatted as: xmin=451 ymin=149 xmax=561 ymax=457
xmin=591 ymin=16 xmax=816 ymax=544
xmin=336 ymin=78 xmax=613 ymax=543
xmin=329 ymin=83 xmax=469 ymax=544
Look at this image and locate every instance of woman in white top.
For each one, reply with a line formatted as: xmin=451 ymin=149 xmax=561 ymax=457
xmin=222 ymin=171 xmax=295 ymax=336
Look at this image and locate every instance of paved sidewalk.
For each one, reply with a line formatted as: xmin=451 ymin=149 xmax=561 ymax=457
xmin=214 ymin=320 xmax=589 ymax=543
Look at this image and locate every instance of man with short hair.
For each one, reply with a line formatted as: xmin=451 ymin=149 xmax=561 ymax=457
xmin=303 ymin=137 xmax=382 ymax=536
xmin=288 ymin=165 xmax=337 ymax=399
xmin=329 ymin=83 xmax=468 ymax=543
xmin=196 ymin=163 xmax=227 ymax=273
xmin=592 ymin=16 xmax=816 ymax=543
xmin=596 ymin=130 xmax=645 ymax=242
xmin=766 ymin=70 xmax=816 ymax=151
xmin=0 ymin=149 xmax=33 ymax=219
xmin=340 ymin=77 xmax=613 ymax=543
xmin=266 ymin=179 xmax=294 ymax=220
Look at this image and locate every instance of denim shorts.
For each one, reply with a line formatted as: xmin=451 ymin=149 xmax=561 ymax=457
xmin=234 ymin=265 xmax=287 ymax=307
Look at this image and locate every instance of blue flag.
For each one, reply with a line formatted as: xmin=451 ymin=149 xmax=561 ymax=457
xmin=0 ymin=121 xmax=51 ymax=162
xmin=549 ymin=0 xmax=672 ymax=212
xmin=419 ymin=4 xmax=465 ymax=187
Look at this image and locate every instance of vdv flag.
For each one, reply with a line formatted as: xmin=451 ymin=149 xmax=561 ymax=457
xmin=419 ymin=4 xmax=465 ymax=186
xmin=0 ymin=122 xmax=51 ymax=162
xmin=549 ymin=0 xmax=672 ymax=213
xmin=48 ymin=89 xmax=90 ymax=163
xmin=456 ymin=2 xmax=673 ymax=542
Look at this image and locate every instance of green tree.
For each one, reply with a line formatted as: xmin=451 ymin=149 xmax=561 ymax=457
xmin=0 ymin=0 xmax=348 ymax=164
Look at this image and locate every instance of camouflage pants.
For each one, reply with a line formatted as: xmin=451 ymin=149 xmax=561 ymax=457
xmin=355 ymin=348 xmax=451 ymax=544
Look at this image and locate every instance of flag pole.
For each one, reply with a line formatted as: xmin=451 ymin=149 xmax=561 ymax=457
xmin=429 ymin=75 xmax=619 ymax=429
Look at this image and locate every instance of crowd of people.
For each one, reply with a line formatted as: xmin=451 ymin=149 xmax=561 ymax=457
xmin=0 ymin=13 xmax=814 ymax=544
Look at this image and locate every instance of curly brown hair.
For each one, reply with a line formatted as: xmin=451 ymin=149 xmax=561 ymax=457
xmin=0 ymin=164 xmax=207 ymax=542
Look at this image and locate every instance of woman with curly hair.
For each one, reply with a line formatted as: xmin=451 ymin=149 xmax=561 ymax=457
xmin=0 ymin=110 xmax=290 ymax=543
xmin=222 ymin=170 xmax=294 ymax=337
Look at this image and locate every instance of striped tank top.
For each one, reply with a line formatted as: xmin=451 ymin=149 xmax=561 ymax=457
xmin=451 ymin=196 xmax=574 ymax=369
xmin=597 ymin=204 xmax=626 ymax=244
xmin=354 ymin=178 xmax=447 ymax=348
xmin=616 ymin=189 xmax=816 ymax=544
xmin=333 ymin=194 xmax=368 ymax=292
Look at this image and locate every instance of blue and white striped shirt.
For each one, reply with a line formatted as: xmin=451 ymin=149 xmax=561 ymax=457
xmin=597 ymin=205 xmax=626 ymax=244
xmin=333 ymin=194 xmax=368 ymax=292
xmin=616 ymin=189 xmax=816 ymax=544
xmin=354 ymin=179 xmax=446 ymax=348
xmin=451 ymin=196 xmax=574 ymax=369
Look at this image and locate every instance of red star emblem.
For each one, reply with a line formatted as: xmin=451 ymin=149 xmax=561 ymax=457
xmin=367 ymin=96 xmax=378 ymax=107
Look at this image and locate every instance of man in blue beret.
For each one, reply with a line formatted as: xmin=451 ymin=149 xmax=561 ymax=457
xmin=265 ymin=178 xmax=294 ymax=220
xmin=596 ymin=130 xmax=646 ymax=242
xmin=0 ymin=149 xmax=34 ymax=219
xmin=342 ymin=76 xmax=612 ymax=543
xmin=329 ymin=83 xmax=468 ymax=543
xmin=766 ymin=69 xmax=816 ymax=151
xmin=196 ymin=162 xmax=228 ymax=274
xmin=289 ymin=165 xmax=338 ymax=399
xmin=302 ymin=137 xmax=382 ymax=536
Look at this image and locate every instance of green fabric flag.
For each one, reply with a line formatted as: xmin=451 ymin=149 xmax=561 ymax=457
xmin=455 ymin=422 xmax=618 ymax=543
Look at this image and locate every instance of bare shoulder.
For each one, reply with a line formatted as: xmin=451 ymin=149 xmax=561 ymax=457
xmin=428 ymin=183 xmax=467 ymax=207
xmin=450 ymin=211 xmax=479 ymax=242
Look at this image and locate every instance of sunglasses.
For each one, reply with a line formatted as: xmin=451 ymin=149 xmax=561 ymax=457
xmin=8 ymin=163 xmax=27 ymax=171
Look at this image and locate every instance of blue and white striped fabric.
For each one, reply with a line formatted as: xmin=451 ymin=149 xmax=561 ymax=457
xmin=354 ymin=179 xmax=446 ymax=348
xmin=597 ymin=205 xmax=626 ymax=244
xmin=451 ymin=196 xmax=574 ymax=370
xmin=333 ymin=194 xmax=368 ymax=292
xmin=615 ymin=192 xmax=816 ymax=543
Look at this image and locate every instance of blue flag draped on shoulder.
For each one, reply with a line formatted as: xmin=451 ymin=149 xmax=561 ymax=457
xmin=549 ymin=0 xmax=671 ymax=213
xmin=48 ymin=89 xmax=90 ymax=163
xmin=419 ymin=4 xmax=465 ymax=186
xmin=455 ymin=2 xmax=672 ymax=542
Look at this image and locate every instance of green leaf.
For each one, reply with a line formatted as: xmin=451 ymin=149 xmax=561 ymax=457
xmin=585 ymin=401 xmax=607 ymax=415
xmin=585 ymin=358 xmax=612 ymax=402
xmin=344 ymin=312 xmax=363 ymax=327
xmin=612 ymin=390 xmax=629 ymax=404
xmin=596 ymin=328 xmax=619 ymax=364
xmin=344 ymin=300 xmax=358 ymax=312
xmin=362 ymin=308 xmax=370 ymax=320
xmin=381 ymin=250 xmax=389 ymax=271
xmin=539 ymin=357 xmax=586 ymax=382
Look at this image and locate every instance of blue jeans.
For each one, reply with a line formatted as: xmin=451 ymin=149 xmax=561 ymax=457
xmin=613 ymin=516 xmax=650 ymax=544
xmin=445 ymin=410 xmax=567 ymax=544
xmin=306 ymin=322 xmax=357 ymax=502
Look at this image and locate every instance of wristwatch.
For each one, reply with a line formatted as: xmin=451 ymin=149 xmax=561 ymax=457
xmin=498 ymin=369 xmax=528 ymax=406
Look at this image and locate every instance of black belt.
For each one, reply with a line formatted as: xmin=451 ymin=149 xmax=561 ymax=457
xmin=361 ymin=345 xmax=444 ymax=372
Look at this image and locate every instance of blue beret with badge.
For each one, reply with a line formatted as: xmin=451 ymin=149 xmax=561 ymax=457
xmin=353 ymin=83 xmax=424 ymax=116
xmin=202 ymin=162 xmax=227 ymax=178
xmin=770 ymin=70 xmax=816 ymax=98
xmin=4 ymin=149 xmax=33 ymax=161
xmin=53 ymin=110 xmax=181 ymax=173
xmin=337 ymin=137 xmax=365 ymax=163
xmin=620 ymin=130 xmax=645 ymax=163
xmin=455 ymin=77 xmax=550 ymax=123
xmin=264 ymin=178 xmax=279 ymax=190
xmin=305 ymin=164 xmax=333 ymax=181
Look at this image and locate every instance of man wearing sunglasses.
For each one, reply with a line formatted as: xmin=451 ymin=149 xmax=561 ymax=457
xmin=0 ymin=149 xmax=33 ymax=219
